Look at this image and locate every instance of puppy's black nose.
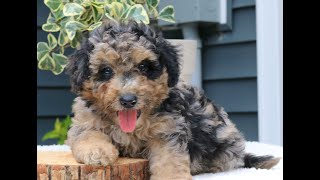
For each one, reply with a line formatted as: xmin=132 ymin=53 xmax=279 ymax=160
xmin=120 ymin=94 xmax=137 ymax=108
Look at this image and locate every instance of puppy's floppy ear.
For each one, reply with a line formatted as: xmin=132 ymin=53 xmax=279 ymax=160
xmin=157 ymin=39 xmax=180 ymax=87
xmin=66 ymin=38 xmax=94 ymax=94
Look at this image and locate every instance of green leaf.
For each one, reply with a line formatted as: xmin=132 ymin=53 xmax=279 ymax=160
xmin=105 ymin=4 xmax=116 ymax=21
xmin=121 ymin=3 xmax=131 ymax=18
xmin=121 ymin=0 xmax=135 ymax=5
xmin=57 ymin=138 xmax=65 ymax=145
xmin=60 ymin=127 xmax=68 ymax=137
xmin=145 ymin=0 xmax=158 ymax=17
xmin=52 ymin=53 xmax=68 ymax=75
xmin=37 ymin=42 xmax=50 ymax=61
xmin=37 ymin=51 xmax=49 ymax=62
xmin=44 ymin=0 xmax=62 ymax=12
xmin=91 ymin=1 xmax=104 ymax=9
xmin=146 ymin=0 xmax=159 ymax=8
xmin=145 ymin=4 xmax=157 ymax=17
xmin=122 ymin=1 xmax=131 ymax=11
xmin=42 ymin=116 xmax=72 ymax=144
xmin=37 ymin=42 xmax=50 ymax=52
xmin=60 ymin=46 xmax=65 ymax=54
xmin=42 ymin=23 xmax=61 ymax=32
xmin=63 ymin=3 xmax=85 ymax=16
xmin=61 ymin=116 xmax=72 ymax=129
xmin=124 ymin=4 xmax=149 ymax=24
xmin=52 ymin=6 xmax=65 ymax=21
xmin=47 ymin=13 xmax=56 ymax=23
xmin=65 ymin=21 xmax=86 ymax=40
xmin=85 ymin=15 xmax=94 ymax=26
xmin=80 ymin=6 xmax=92 ymax=21
xmin=108 ymin=0 xmax=123 ymax=3
xmin=38 ymin=54 xmax=55 ymax=70
xmin=60 ymin=116 xmax=72 ymax=144
xmin=70 ymin=32 xmax=82 ymax=48
xmin=52 ymin=62 xmax=64 ymax=74
xmin=88 ymin=22 xmax=102 ymax=31
xmin=58 ymin=30 xmax=69 ymax=46
xmin=59 ymin=17 xmax=71 ymax=28
xmin=81 ymin=1 xmax=92 ymax=7
xmin=73 ymin=14 xmax=82 ymax=21
xmin=52 ymin=53 xmax=68 ymax=67
xmin=42 ymin=131 xmax=59 ymax=141
xmin=54 ymin=118 xmax=62 ymax=132
xmin=80 ymin=11 xmax=91 ymax=22
xmin=133 ymin=0 xmax=145 ymax=4
xmin=47 ymin=33 xmax=57 ymax=49
xmin=41 ymin=115 xmax=72 ymax=144
xmin=158 ymin=5 xmax=175 ymax=23
xmin=111 ymin=2 xmax=126 ymax=19
xmin=92 ymin=5 xmax=104 ymax=23
xmin=74 ymin=0 xmax=84 ymax=3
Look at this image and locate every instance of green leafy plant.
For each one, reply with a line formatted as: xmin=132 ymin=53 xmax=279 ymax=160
xmin=42 ymin=116 xmax=72 ymax=144
xmin=37 ymin=0 xmax=175 ymax=75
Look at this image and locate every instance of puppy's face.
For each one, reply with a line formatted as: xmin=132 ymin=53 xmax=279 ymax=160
xmin=86 ymin=35 xmax=169 ymax=133
xmin=67 ymin=21 xmax=180 ymax=133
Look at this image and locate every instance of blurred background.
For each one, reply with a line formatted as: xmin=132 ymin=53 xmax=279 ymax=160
xmin=37 ymin=0 xmax=282 ymax=146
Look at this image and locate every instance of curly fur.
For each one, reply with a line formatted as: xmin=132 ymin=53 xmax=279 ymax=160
xmin=66 ymin=20 xmax=280 ymax=179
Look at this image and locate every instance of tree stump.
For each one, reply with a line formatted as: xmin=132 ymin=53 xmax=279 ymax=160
xmin=37 ymin=151 xmax=150 ymax=180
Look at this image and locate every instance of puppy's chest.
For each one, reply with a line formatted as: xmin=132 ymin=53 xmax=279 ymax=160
xmin=107 ymin=127 xmax=148 ymax=158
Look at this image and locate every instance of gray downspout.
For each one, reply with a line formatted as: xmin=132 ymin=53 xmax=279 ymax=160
xmin=181 ymin=23 xmax=202 ymax=89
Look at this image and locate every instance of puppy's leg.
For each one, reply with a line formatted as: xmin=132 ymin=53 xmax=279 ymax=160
xmin=66 ymin=98 xmax=119 ymax=165
xmin=148 ymin=139 xmax=192 ymax=180
xmin=68 ymin=130 xmax=119 ymax=166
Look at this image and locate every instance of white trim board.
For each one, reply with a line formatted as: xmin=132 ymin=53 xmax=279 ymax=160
xmin=256 ymin=0 xmax=283 ymax=145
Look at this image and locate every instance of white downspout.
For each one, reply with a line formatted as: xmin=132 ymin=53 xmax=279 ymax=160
xmin=256 ymin=0 xmax=283 ymax=145
xmin=181 ymin=23 xmax=202 ymax=89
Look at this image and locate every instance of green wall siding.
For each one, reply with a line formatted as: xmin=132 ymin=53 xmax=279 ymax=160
xmin=37 ymin=71 xmax=75 ymax=145
xmin=202 ymin=1 xmax=258 ymax=141
xmin=203 ymin=42 xmax=257 ymax=80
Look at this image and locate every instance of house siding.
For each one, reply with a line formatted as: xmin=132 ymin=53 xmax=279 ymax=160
xmin=202 ymin=0 xmax=258 ymax=140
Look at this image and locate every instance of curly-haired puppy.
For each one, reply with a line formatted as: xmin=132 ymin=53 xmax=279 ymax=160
xmin=66 ymin=21 xmax=280 ymax=179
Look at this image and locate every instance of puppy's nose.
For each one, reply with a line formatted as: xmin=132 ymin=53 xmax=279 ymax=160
xmin=120 ymin=94 xmax=137 ymax=108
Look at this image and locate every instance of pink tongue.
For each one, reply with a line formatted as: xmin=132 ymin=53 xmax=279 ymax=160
xmin=119 ymin=109 xmax=137 ymax=133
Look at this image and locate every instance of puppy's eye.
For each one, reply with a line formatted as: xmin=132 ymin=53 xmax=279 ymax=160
xmin=102 ymin=67 xmax=113 ymax=76
xmin=137 ymin=60 xmax=163 ymax=80
xmin=138 ymin=63 xmax=148 ymax=73
xmin=98 ymin=67 xmax=114 ymax=81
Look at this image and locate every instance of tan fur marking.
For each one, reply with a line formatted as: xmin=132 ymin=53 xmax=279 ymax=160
xmin=105 ymin=49 xmax=120 ymax=62
xmin=90 ymin=48 xmax=120 ymax=71
xmin=204 ymin=103 xmax=214 ymax=115
xmin=130 ymin=47 xmax=157 ymax=64
xmin=67 ymin=99 xmax=119 ymax=165
xmin=148 ymin=139 xmax=192 ymax=180
xmin=216 ymin=124 xmax=239 ymax=140
xmin=255 ymin=157 xmax=281 ymax=169
xmin=71 ymin=131 xmax=119 ymax=166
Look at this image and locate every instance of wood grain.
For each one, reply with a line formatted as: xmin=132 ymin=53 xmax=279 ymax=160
xmin=37 ymin=151 xmax=150 ymax=180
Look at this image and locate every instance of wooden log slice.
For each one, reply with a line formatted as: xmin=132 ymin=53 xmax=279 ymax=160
xmin=37 ymin=151 xmax=150 ymax=180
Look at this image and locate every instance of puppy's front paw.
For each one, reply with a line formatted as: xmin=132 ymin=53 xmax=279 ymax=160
xmin=72 ymin=141 xmax=119 ymax=166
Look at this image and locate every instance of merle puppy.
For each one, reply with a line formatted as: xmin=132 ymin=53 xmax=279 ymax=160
xmin=66 ymin=21 xmax=280 ymax=180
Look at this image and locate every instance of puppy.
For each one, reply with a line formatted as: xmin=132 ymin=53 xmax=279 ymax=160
xmin=66 ymin=21 xmax=280 ymax=180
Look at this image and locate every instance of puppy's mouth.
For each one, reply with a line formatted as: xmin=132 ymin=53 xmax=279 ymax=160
xmin=117 ymin=109 xmax=141 ymax=133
